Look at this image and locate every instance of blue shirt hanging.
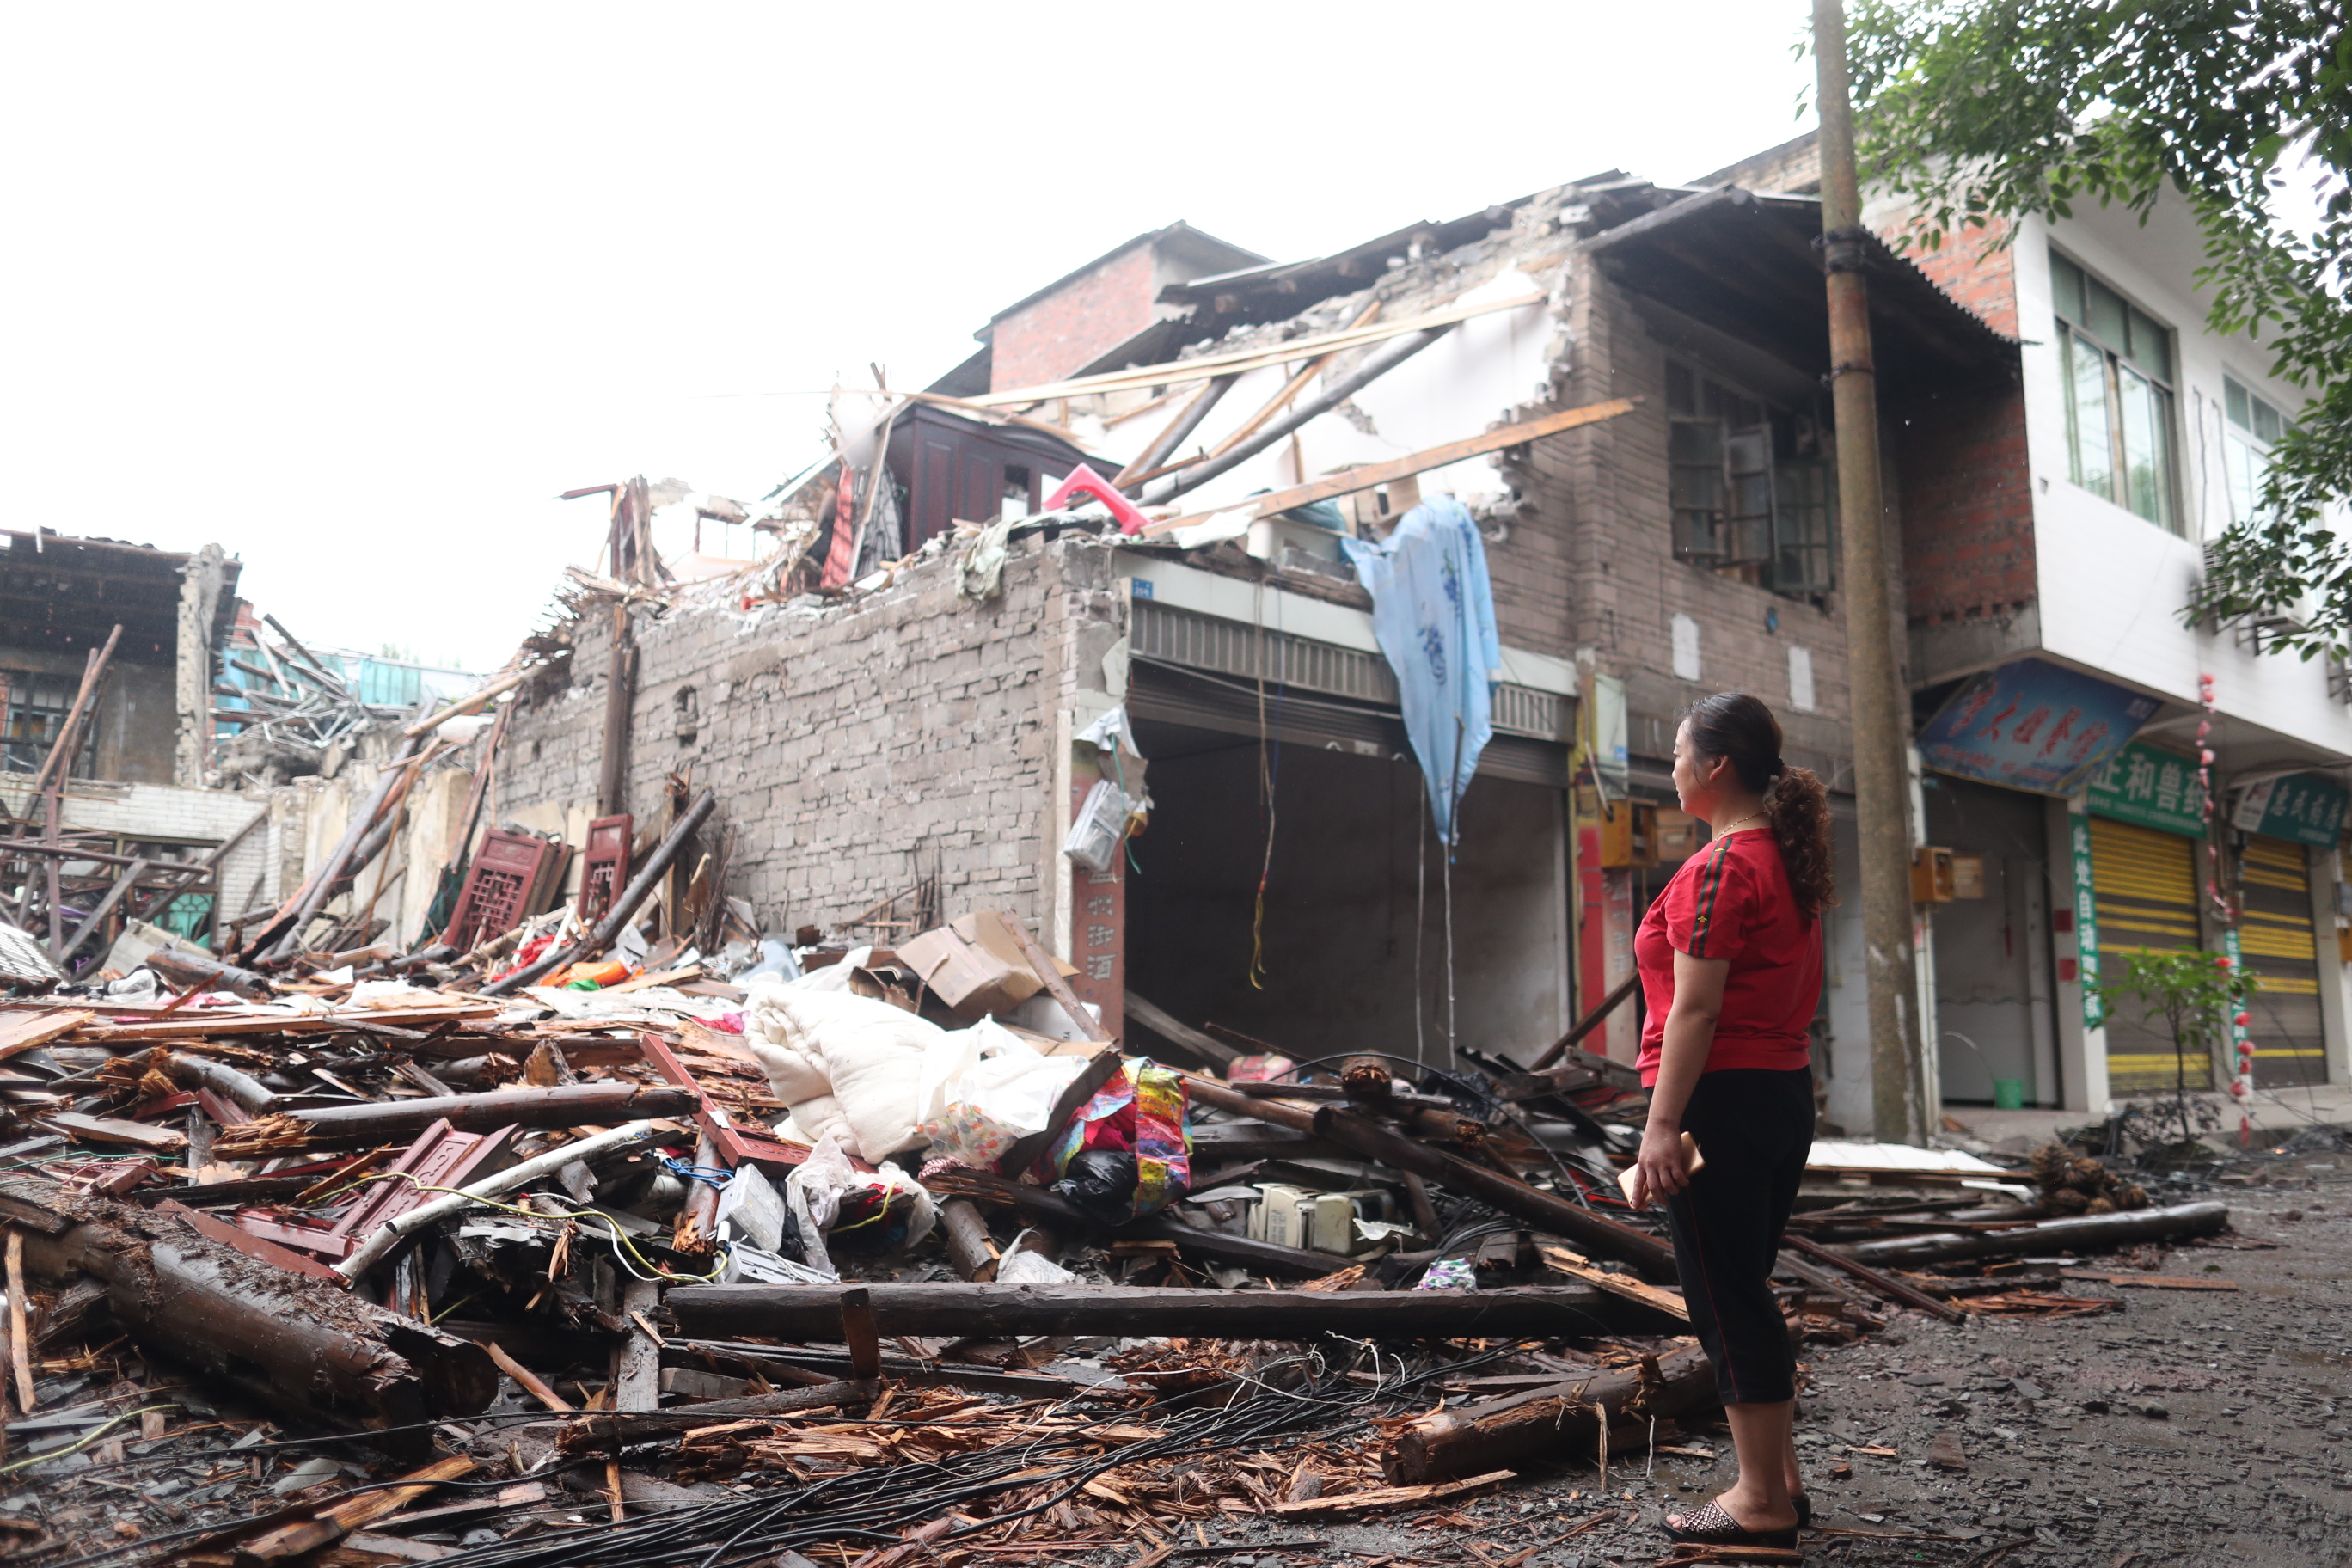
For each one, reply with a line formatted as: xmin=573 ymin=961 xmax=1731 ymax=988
xmin=1340 ymin=496 xmax=1499 ymax=844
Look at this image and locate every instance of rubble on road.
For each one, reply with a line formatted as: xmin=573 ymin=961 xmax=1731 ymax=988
xmin=0 ymin=893 xmax=2265 ymax=1568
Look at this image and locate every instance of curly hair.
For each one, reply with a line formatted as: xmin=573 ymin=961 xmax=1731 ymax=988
xmin=1685 ymin=691 xmax=1837 ymax=917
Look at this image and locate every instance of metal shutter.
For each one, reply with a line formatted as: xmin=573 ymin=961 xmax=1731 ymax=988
xmin=2237 ymin=836 xmax=2328 ymax=1087
xmin=2089 ymin=817 xmax=2207 ymax=1093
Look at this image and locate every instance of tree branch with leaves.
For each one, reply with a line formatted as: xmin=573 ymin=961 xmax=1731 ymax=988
xmin=1843 ymin=0 xmax=2350 ymax=655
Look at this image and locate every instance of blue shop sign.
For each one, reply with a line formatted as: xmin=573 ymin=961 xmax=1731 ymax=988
xmin=1916 ymin=658 xmax=2159 ymax=797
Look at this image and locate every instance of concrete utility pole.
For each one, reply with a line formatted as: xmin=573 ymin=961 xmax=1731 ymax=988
xmin=1814 ymin=0 xmax=1932 ymax=1144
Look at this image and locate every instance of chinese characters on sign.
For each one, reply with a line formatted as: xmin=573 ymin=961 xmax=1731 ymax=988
xmin=2071 ymin=812 xmax=2101 ymax=1031
xmin=2230 ymin=774 xmax=2351 ymax=848
xmin=2086 ymin=741 xmax=2208 ymax=838
xmin=1915 ymin=658 xmax=2159 ymax=796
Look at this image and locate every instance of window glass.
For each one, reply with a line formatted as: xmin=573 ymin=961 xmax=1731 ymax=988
xmin=2050 ymin=253 xmax=2086 ymax=324
xmin=1773 ymin=461 xmax=1835 ymax=594
xmin=1669 ymin=420 xmax=1725 ymax=559
xmin=2253 ymin=399 xmax=2282 ymax=444
xmin=2225 ymin=431 xmax=2269 ymax=521
xmin=2226 ymin=377 xmax=2251 ymax=429
xmin=2086 ymin=276 xmax=2129 ymax=349
xmin=1663 ymin=358 xmax=1835 ymax=596
xmin=2116 ymin=367 xmax=2172 ymax=530
xmin=2128 ymin=309 xmax=2171 ymax=380
xmin=2065 ymin=328 xmax=2115 ymax=501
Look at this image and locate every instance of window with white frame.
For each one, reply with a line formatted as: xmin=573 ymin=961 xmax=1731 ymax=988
xmin=1664 ymin=359 xmax=1836 ymax=600
xmin=2049 ymin=250 xmax=2178 ymax=533
xmin=2221 ymin=375 xmax=2290 ymax=523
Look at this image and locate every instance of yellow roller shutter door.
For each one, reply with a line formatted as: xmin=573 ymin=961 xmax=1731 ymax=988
xmin=2237 ymin=836 xmax=2327 ymax=1087
xmin=2088 ymin=817 xmax=2207 ymax=1093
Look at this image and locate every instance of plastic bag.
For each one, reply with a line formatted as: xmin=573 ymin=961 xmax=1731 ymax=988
xmin=1061 ymin=780 xmax=1133 ymax=873
xmin=916 ymin=1020 xmax=1091 ymax=1169
xmin=1415 ymin=1258 xmax=1478 ymax=1291
xmin=1032 ymin=1058 xmax=1190 ymax=1219
xmin=1050 ymin=1149 xmax=1138 ymax=1225
xmin=782 ymin=1131 xmax=937 ymax=1277
xmin=995 ymin=1234 xmax=1077 ymax=1286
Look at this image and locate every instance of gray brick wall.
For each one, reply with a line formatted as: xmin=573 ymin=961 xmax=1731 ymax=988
xmin=481 ymin=531 xmax=1116 ymax=939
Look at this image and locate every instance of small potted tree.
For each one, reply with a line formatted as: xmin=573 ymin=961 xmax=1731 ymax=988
xmin=2089 ymin=950 xmax=2260 ymax=1149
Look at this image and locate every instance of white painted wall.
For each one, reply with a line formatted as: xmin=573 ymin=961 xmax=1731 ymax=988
xmin=2010 ymin=203 xmax=2352 ymax=760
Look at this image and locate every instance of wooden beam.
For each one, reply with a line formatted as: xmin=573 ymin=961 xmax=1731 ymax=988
xmin=1144 ymin=396 xmax=1638 ymax=535
xmin=1197 ymin=299 xmax=1383 ymax=465
xmin=972 ymin=291 xmax=1547 ymax=407
xmin=53 ymin=858 xmax=147 ymax=964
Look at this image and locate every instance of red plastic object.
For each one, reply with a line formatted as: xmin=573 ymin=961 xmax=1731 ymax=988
xmin=1044 ymin=464 xmax=1152 ymax=536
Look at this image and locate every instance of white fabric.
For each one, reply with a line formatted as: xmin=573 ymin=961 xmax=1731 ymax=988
xmin=742 ymin=979 xmax=942 ymax=1161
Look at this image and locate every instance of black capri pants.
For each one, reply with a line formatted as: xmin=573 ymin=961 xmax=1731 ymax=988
xmin=1663 ymin=1066 xmax=1815 ymax=1406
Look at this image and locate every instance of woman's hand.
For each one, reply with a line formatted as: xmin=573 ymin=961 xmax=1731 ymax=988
xmin=1632 ymin=1120 xmax=1688 ymax=1208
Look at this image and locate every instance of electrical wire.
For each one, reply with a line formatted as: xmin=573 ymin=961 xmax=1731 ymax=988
xmin=396 ymin=1338 xmax=1522 ymax=1568
xmin=310 ymin=1168 xmax=732 ymax=1285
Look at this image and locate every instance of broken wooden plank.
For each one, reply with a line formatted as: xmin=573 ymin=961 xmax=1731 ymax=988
xmin=973 ymin=291 xmax=1547 ymax=407
xmin=83 ymin=1004 xmax=496 ymax=1043
xmin=1122 ymin=992 xmax=1239 ymax=1068
xmin=2059 ymin=1271 xmax=2239 ymax=1290
xmin=1536 ymin=1240 xmax=1688 ymax=1322
xmin=1267 ymin=1468 xmax=1515 ymax=1519
xmin=39 ymin=1112 xmax=186 ymax=1154
xmin=1142 ymin=396 xmax=1637 ymax=535
xmin=667 ymin=1282 xmax=1677 ymax=1341
xmin=221 ymin=1082 xmax=696 ymax=1151
xmin=1783 ymin=1233 xmax=1966 ymax=1325
xmin=0 ymin=1010 xmax=96 ymax=1062
xmin=555 ymin=1379 xmax=876 ymax=1454
xmin=232 ymin=1455 xmax=476 ymax=1565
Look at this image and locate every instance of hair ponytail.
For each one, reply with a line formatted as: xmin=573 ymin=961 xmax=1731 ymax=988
xmin=1683 ymin=692 xmax=1838 ymax=917
xmin=1763 ymin=764 xmax=1836 ymax=917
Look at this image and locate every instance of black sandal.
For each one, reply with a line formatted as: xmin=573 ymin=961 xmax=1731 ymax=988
xmin=1663 ymin=1499 xmax=1800 ymax=1549
xmin=1794 ymin=1491 xmax=1812 ymax=1529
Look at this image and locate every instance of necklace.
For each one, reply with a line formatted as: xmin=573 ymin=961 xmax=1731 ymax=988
xmin=1716 ymin=811 xmax=1767 ymax=834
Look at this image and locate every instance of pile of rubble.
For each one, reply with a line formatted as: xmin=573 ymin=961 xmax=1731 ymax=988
xmin=0 ymin=882 xmax=2248 ymax=1568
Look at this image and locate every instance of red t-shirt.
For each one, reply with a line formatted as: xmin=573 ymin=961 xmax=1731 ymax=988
xmin=1633 ymin=828 xmax=1821 ymax=1085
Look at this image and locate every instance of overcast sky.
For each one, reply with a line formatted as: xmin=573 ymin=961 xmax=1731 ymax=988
xmin=1 ymin=4 xmax=1819 ymax=671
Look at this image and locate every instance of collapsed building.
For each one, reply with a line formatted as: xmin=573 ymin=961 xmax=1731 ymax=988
xmin=449 ymin=153 xmax=2010 ymax=1123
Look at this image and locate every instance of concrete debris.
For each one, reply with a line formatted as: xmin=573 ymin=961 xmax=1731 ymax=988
xmin=0 ymin=896 xmax=2282 ymax=1564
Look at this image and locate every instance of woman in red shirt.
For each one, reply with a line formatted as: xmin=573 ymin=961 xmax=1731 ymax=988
xmin=1627 ymin=693 xmax=1832 ymax=1551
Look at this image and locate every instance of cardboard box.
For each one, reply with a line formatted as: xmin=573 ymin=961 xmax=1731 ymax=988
xmin=898 ymin=910 xmax=1075 ymax=1018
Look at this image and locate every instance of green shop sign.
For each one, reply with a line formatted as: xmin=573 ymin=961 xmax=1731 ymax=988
xmin=2230 ymin=773 xmax=2350 ymax=848
xmin=2086 ymin=741 xmax=2208 ymax=838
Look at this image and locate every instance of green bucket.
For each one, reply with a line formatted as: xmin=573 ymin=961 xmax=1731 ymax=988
xmin=1992 ymin=1078 xmax=2027 ymax=1110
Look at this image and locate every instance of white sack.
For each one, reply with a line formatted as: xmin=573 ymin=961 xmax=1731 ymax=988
xmin=743 ymin=979 xmax=943 ymax=1161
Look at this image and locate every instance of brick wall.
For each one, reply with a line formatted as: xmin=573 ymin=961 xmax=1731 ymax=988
xmin=1884 ymin=214 xmax=2018 ymax=340
xmin=1891 ymin=386 xmax=2037 ymax=626
xmin=989 ymin=245 xmax=1159 ymax=395
xmin=1546 ymin=265 xmax=1857 ymax=770
xmin=484 ymin=533 xmax=1113 ymax=941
